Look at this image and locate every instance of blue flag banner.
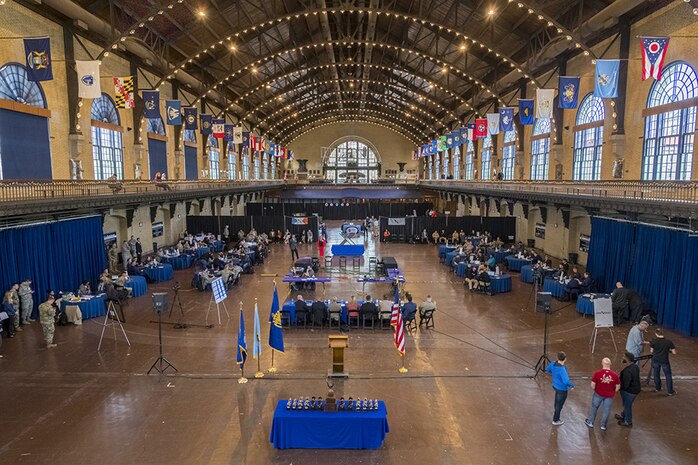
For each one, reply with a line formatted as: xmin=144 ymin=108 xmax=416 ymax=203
xmin=430 ymin=140 xmax=437 ymax=154
xmin=24 ymin=37 xmax=53 ymax=81
xmin=518 ymin=99 xmax=534 ymax=125
xmin=558 ymin=77 xmax=581 ymax=109
xmin=499 ymin=108 xmax=514 ymax=132
xmin=242 ymin=131 xmax=250 ymax=148
xmin=445 ymin=132 xmax=454 ymax=149
xmin=165 ymin=100 xmax=181 ymax=125
xmin=268 ymin=284 xmax=285 ymax=352
xmin=236 ymin=310 xmax=247 ymax=369
xmin=594 ymin=59 xmax=620 ymax=99
xmin=459 ymin=127 xmax=468 ymax=142
xmin=452 ymin=130 xmax=461 ymax=147
xmin=200 ymin=114 xmax=212 ymax=135
xmin=142 ymin=91 xmax=160 ymax=119
xmin=253 ymin=302 xmax=262 ymax=359
xmin=183 ymin=107 xmax=197 ymax=130
xmin=223 ymin=124 xmax=234 ymax=142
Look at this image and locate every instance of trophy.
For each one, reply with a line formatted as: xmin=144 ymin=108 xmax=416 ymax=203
xmin=324 ymin=378 xmax=338 ymax=412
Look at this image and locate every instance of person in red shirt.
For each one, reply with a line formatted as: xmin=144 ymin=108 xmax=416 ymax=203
xmin=585 ymin=357 xmax=620 ymax=431
xmin=317 ymin=236 xmax=326 ymax=259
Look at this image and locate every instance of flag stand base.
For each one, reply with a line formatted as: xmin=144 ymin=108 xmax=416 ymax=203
xmin=399 ymin=366 xmax=408 ymax=373
xmin=238 ymin=377 xmax=248 ymax=384
xmin=268 ymin=367 xmax=278 ymax=373
xmin=254 ymin=371 xmax=265 ymax=378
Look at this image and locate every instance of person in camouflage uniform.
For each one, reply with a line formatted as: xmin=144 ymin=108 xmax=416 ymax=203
xmin=39 ymin=292 xmax=58 ymax=348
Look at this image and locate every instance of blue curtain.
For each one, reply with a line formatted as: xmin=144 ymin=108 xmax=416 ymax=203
xmin=0 ymin=109 xmax=52 ymax=179
xmin=588 ymin=217 xmax=698 ymax=336
xmin=148 ymin=138 xmax=168 ymax=178
xmin=0 ymin=216 xmax=106 ymax=317
xmin=184 ymin=145 xmax=197 ymax=180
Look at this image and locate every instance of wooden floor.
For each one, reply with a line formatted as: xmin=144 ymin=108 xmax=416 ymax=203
xmin=1 ymin=221 xmax=696 ymax=465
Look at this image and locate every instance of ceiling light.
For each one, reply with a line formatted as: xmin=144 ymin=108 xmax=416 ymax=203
xmin=487 ymin=9 xmax=495 ymax=16
xmin=196 ymin=9 xmax=206 ymax=18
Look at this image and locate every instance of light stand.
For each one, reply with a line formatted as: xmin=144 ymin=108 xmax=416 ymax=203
xmin=533 ymin=289 xmax=552 ymax=378
xmin=148 ymin=292 xmax=178 ymax=375
xmin=169 ymin=282 xmax=187 ymax=328
xmin=97 ymin=299 xmax=131 ymax=351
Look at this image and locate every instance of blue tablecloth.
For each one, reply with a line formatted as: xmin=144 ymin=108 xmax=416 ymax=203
xmin=144 ymin=264 xmax=174 ymax=282
xmin=283 ymin=276 xmax=332 ymax=283
xmin=126 ymin=276 xmax=147 ymax=297
xmin=282 ymin=300 xmax=379 ymax=324
xmin=520 ymin=265 xmax=534 ymax=283
xmin=270 ymin=400 xmax=389 ymax=449
xmin=490 ymin=274 xmax=513 ymax=293
xmin=212 ymin=240 xmax=224 ymax=252
xmin=438 ymin=245 xmax=456 ymax=259
xmin=195 ymin=247 xmax=210 ymax=257
xmin=60 ymin=294 xmax=106 ymax=319
xmin=505 ymin=256 xmax=532 ymax=272
xmin=576 ymin=294 xmax=611 ymax=316
xmin=544 ymin=278 xmax=566 ymax=298
xmin=488 ymin=248 xmax=511 ymax=263
xmin=163 ymin=255 xmax=193 ymax=270
xmin=444 ymin=251 xmax=458 ymax=266
xmin=331 ymin=245 xmax=365 ymax=256
xmin=455 ymin=262 xmax=481 ymax=277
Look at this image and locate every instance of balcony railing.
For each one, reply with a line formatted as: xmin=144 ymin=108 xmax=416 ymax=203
xmin=419 ymin=180 xmax=698 ymax=205
xmin=0 ymin=179 xmax=283 ymax=203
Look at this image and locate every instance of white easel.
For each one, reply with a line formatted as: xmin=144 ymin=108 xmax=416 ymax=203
xmin=589 ymin=296 xmax=617 ymax=353
xmin=206 ymin=277 xmax=230 ymax=325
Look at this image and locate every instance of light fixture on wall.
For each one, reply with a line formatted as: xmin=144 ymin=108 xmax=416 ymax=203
xmin=138 ymin=222 xmax=143 ymax=227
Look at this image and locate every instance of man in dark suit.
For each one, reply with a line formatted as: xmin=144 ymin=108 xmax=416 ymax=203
xmin=611 ymin=282 xmax=632 ymax=324
xmin=311 ymin=300 xmax=327 ymax=327
xmin=580 ymin=272 xmax=593 ymax=293
xmin=360 ymin=295 xmax=378 ymax=326
xmin=135 ymin=238 xmax=143 ymax=263
xmin=294 ymin=295 xmax=310 ymax=325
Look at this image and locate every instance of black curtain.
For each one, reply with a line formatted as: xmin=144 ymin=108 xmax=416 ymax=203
xmin=246 ymin=202 xmax=433 ymax=220
xmin=186 ymin=216 xmax=251 ymax=238
xmin=380 ymin=216 xmax=516 ymax=241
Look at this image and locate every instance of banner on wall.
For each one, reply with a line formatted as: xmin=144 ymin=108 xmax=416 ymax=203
xmin=518 ymin=99 xmax=534 ymax=125
xmin=486 ymin=113 xmax=500 ymax=135
xmin=558 ymin=77 xmax=581 ymax=109
xmin=200 ymin=114 xmax=212 ymax=135
xmin=640 ymin=37 xmax=669 ymax=81
xmin=183 ymin=107 xmax=197 ymax=129
xmin=388 ymin=218 xmax=406 ymax=226
xmin=233 ymin=126 xmax=243 ymax=144
xmin=535 ymin=89 xmax=555 ymax=119
xmin=594 ymin=60 xmax=620 ymax=99
xmin=113 ymin=77 xmax=135 ymax=109
xmin=76 ymin=60 xmax=101 ymax=98
xmin=212 ymin=119 xmax=225 ymax=138
xmin=24 ymin=37 xmax=53 ymax=81
xmin=165 ymin=100 xmax=182 ymax=125
xmin=499 ymin=108 xmax=514 ymax=132
xmin=142 ymin=91 xmax=160 ymax=119
xmin=291 ymin=217 xmax=308 ymax=225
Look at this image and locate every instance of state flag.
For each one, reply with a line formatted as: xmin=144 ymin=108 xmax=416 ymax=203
xmin=640 ymin=37 xmax=669 ymax=81
xmin=114 ymin=77 xmax=135 ymax=109
xmin=76 ymin=60 xmax=101 ymax=98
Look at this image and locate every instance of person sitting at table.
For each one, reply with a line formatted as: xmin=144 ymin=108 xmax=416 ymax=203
xmin=328 ymin=297 xmax=342 ymax=323
xmin=77 ymin=280 xmax=92 ymax=297
xmin=379 ymin=299 xmax=394 ymax=323
xmin=219 ymin=264 xmax=237 ymax=287
xmin=115 ymin=271 xmax=133 ymax=297
xmin=431 ymin=230 xmax=440 ymax=244
xmin=421 ymin=229 xmax=429 ymax=244
xmin=310 ymin=299 xmax=327 ymax=327
xmin=464 ymin=265 xmax=479 ymax=291
xmin=418 ymin=295 xmax=436 ymax=319
xmin=568 ymin=266 xmax=581 ymax=281
xmin=492 ymin=237 xmax=504 ymax=250
xmin=486 ymin=254 xmax=496 ymax=271
xmin=476 ymin=268 xmax=492 ymax=293
xmin=401 ymin=293 xmax=417 ymax=324
xmin=360 ymin=296 xmax=378 ymax=326
xmin=212 ymin=253 xmax=227 ymax=271
xmin=302 ymin=266 xmax=316 ymax=291
xmin=382 ymin=229 xmax=391 ymax=242
xmin=451 ymin=231 xmax=460 ymax=243
xmin=452 ymin=253 xmax=465 ymax=272
xmin=560 ymin=258 xmax=570 ymax=275
xmin=438 ymin=230 xmax=448 ymax=244
xmin=98 ymin=269 xmax=113 ymax=292
xmin=579 ymin=272 xmax=593 ymax=293
xmin=346 ymin=295 xmax=359 ymax=322
xmin=561 ymin=275 xmax=582 ymax=301
xmin=294 ymin=295 xmax=310 ymax=325
xmin=612 ymin=282 xmax=632 ymax=325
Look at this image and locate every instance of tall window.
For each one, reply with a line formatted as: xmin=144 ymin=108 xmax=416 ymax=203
xmin=465 ymin=141 xmax=474 ymax=180
xmin=426 ymin=158 xmax=433 ymax=180
xmin=531 ymin=118 xmax=551 ymax=180
xmin=481 ymin=136 xmax=492 ymax=180
xmin=262 ymin=153 xmax=269 ymax=180
xmin=227 ymin=142 xmax=237 ymax=180
xmin=502 ymin=131 xmax=516 ymax=180
xmin=242 ymin=155 xmax=249 ymax=180
xmin=0 ymin=63 xmax=47 ymax=107
xmin=183 ymin=129 xmax=196 ymax=143
xmin=147 ymin=117 xmax=165 ymax=135
xmin=253 ymin=156 xmax=260 ymax=180
xmin=642 ymin=62 xmax=697 ymax=180
xmin=270 ymin=156 xmax=276 ymax=179
xmin=573 ymin=94 xmax=605 ymax=180
xmin=324 ymin=139 xmax=380 ymax=183
xmin=90 ymin=94 xmax=123 ymax=180
xmin=453 ymin=146 xmax=460 ymax=180
xmin=207 ymin=135 xmax=220 ymax=179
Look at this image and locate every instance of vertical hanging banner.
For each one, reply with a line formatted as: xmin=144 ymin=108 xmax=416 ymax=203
xmin=594 ymin=59 xmax=620 ymax=99
xmin=474 ymin=119 xmax=487 ymax=139
xmin=165 ymin=100 xmax=182 ymax=125
xmin=233 ymin=126 xmax=243 ymax=144
xmin=437 ymin=136 xmax=447 ymax=152
xmin=535 ymin=89 xmax=555 ymax=119
xmin=487 ymin=113 xmax=500 ymax=135
xmin=640 ymin=37 xmax=669 ymax=81
xmin=467 ymin=123 xmax=476 ymax=141
xmin=113 ymin=77 xmax=135 ymax=109
xmin=223 ymin=124 xmax=234 ymax=142
xmin=558 ymin=76 xmax=581 ymax=109
xmin=452 ymin=130 xmax=461 ymax=147
xmin=200 ymin=114 xmax=212 ymax=135
xmin=183 ymin=107 xmax=198 ymax=129
xmin=75 ymin=60 xmax=101 ymax=98
xmin=24 ymin=37 xmax=53 ymax=81
xmin=212 ymin=118 xmax=225 ymax=138
xmin=518 ymin=99 xmax=534 ymax=125
xmin=459 ymin=126 xmax=469 ymax=142
xmin=142 ymin=91 xmax=161 ymax=119
xmin=499 ymin=108 xmax=514 ymax=132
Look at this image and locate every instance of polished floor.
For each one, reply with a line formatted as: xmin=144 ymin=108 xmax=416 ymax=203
xmin=1 ymin=222 xmax=696 ymax=465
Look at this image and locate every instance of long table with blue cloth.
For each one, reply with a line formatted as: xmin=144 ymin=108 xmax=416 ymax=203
xmin=125 ymin=276 xmax=147 ymax=297
xmin=488 ymin=248 xmax=512 ymax=264
xmin=520 ymin=265 xmax=534 ymax=283
xmin=60 ymin=294 xmax=106 ymax=319
xmin=505 ymin=256 xmax=532 ymax=272
xmin=282 ymin=299 xmax=380 ymax=324
xmin=331 ymin=244 xmax=365 ymax=256
xmin=543 ymin=278 xmax=567 ymax=298
xmin=161 ymin=254 xmax=193 ymax=270
xmin=438 ymin=245 xmax=456 ymax=260
xmin=576 ymin=294 xmax=611 ymax=316
xmin=487 ymin=273 xmax=513 ymax=293
xmin=144 ymin=264 xmax=174 ymax=282
xmin=270 ymin=400 xmax=389 ymax=449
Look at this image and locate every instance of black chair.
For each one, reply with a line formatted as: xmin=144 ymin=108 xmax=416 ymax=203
xmin=295 ymin=311 xmax=309 ymax=329
xmin=419 ymin=309 xmax=435 ymax=330
xmin=404 ymin=316 xmax=417 ymax=333
xmin=362 ymin=312 xmax=376 ymax=330
xmin=328 ymin=307 xmax=342 ymax=329
xmin=348 ymin=311 xmax=361 ymax=329
xmin=339 ymin=256 xmax=347 ymax=269
xmin=280 ymin=310 xmax=291 ymax=328
xmin=352 ymin=257 xmax=361 ymax=271
xmin=398 ymin=234 xmax=406 ymax=243
xmin=379 ymin=310 xmax=393 ymax=329
xmin=478 ymin=281 xmax=494 ymax=296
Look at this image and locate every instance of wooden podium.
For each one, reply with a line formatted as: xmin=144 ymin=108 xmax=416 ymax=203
xmin=328 ymin=335 xmax=349 ymax=378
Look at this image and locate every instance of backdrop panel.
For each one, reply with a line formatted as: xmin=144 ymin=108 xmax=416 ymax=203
xmin=0 ymin=109 xmax=52 ymax=179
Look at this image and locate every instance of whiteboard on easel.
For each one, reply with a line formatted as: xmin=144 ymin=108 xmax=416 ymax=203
xmin=593 ymin=297 xmax=614 ymax=328
xmin=211 ymin=277 xmax=227 ymax=304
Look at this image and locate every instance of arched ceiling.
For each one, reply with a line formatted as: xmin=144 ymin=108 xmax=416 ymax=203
xmin=73 ymin=0 xmax=624 ymax=144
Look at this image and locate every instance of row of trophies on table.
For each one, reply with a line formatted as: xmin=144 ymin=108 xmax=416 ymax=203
xmin=287 ymin=397 xmax=380 ymax=411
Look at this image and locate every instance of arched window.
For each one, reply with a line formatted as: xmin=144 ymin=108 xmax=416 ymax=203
xmin=262 ymin=152 xmax=269 ymax=180
xmin=642 ymin=62 xmax=698 ymax=180
xmin=253 ymin=154 xmax=260 ymax=180
xmin=324 ymin=139 xmax=380 ymax=183
xmin=90 ymin=93 xmax=123 ymax=180
xmin=0 ymin=63 xmax=47 ymax=108
xmin=573 ymin=94 xmax=605 ymax=180
xmin=442 ymin=150 xmax=449 ymax=180
xmin=531 ymin=118 xmax=551 ymax=180
xmin=183 ymin=130 xmax=197 ymax=180
xmin=207 ymin=135 xmax=220 ymax=180
xmin=241 ymin=154 xmax=250 ymax=180
xmin=481 ymin=136 xmax=492 ymax=180
xmin=147 ymin=117 xmax=165 ymax=135
xmin=452 ymin=146 xmax=461 ymax=180
xmin=502 ymin=131 xmax=516 ymax=180
xmin=227 ymin=141 xmax=237 ymax=180
xmin=465 ymin=140 xmax=474 ymax=180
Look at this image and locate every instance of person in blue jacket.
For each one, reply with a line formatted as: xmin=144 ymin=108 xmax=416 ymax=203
xmin=546 ymin=351 xmax=575 ymax=425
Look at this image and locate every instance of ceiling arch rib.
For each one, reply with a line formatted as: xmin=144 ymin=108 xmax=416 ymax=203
xmin=285 ymin=117 xmax=423 ymax=147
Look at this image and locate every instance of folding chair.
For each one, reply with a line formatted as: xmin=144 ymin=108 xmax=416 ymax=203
xmin=419 ymin=309 xmax=435 ymax=330
xmin=379 ymin=311 xmax=393 ymax=329
xmin=404 ymin=317 xmax=417 ymax=333
xmin=348 ymin=312 xmax=361 ymax=329
xmin=352 ymin=256 xmax=361 ymax=271
xmin=339 ymin=256 xmax=347 ymax=269
xmin=280 ymin=310 xmax=292 ymax=328
xmin=368 ymin=257 xmax=377 ymax=272
xmin=324 ymin=255 xmax=333 ymax=268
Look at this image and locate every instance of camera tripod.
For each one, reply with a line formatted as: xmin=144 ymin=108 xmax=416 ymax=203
xmin=147 ymin=304 xmax=177 ymax=375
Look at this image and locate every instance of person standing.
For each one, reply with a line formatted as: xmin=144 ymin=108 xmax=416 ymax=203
xmin=585 ymin=357 xmax=620 ymax=431
xmin=307 ymin=228 xmax=314 ymax=244
xmin=108 ymin=243 xmax=118 ymax=273
xmin=546 ymin=351 xmax=575 ymax=425
xmin=616 ymin=352 xmax=641 ymax=427
xmin=650 ymin=328 xmax=677 ymax=396
xmin=135 ymin=238 xmax=143 ymax=264
xmin=39 ymin=292 xmax=58 ymax=348
xmin=128 ymin=235 xmax=137 ymax=259
xmin=625 ymin=320 xmax=650 ymax=359
xmin=18 ymin=279 xmax=34 ymax=325
xmin=289 ymin=234 xmax=299 ymax=261
xmin=223 ymin=225 xmax=230 ymax=243
xmin=121 ymin=240 xmax=132 ymax=268
xmin=318 ymin=236 xmax=326 ymax=260
xmin=7 ymin=284 xmax=20 ymax=332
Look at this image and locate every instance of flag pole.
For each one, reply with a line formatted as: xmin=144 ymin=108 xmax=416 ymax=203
xmin=268 ymin=281 xmax=279 ymax=373
xmin=254 ymin=297 xmax=264 ymax=378
xmin=399 ymin=353 xmax=408 ymax=373
xmin=238 ymin=301 xmax=248 ymax=384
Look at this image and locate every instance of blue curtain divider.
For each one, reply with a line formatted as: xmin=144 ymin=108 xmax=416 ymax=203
xmin=587 ymin=217 xmax=698 ymax=336
xmin=0 ymin=216 xmax=107 ymax=318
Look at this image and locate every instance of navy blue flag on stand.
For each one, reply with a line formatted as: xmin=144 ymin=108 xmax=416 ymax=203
xmin=200 ymin=114 xmax=212 ymax=135
xmin=24 ymin=37 xmax=53 ymax=81
xmin=558 ymin=77 xmax=581 ymax=109
xmin=165 ymin=100 xmax=181 ymax=125
xmin=236 ymin=310 xmax=248 ymax=369
xmin=142 ymin=91 xmax=160 ymax=119
xmin=268 ymin=284 xmax=285 ymax=352
xmin=594 ymin=60 xmax=620 ymax=99
xmin=518 ymin=99 xmax=534 ymax=125
xmin=223 ymin=124 xmax=234 ymax=142
xmin=183 ymin=108 xmax=197 ymax=130
xmin=499 ymin=108 xmax=514 ymax=132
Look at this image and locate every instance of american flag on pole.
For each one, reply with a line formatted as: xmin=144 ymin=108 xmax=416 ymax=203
xmin=393 ymin=311 xmax=405 ymax=355
xmin=640 ymin=37 xmax=669 ymax=81
xmin=390 ymin=276 xmax=400 ymax=327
